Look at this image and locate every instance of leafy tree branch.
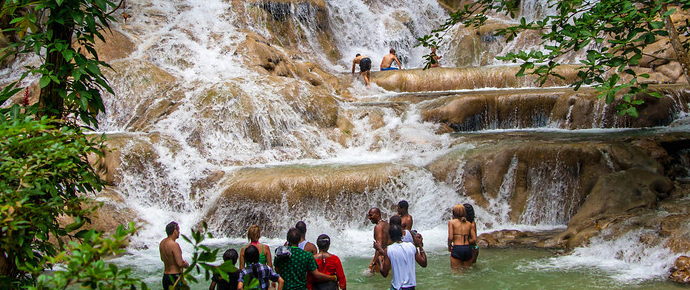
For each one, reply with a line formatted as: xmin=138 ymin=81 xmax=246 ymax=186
xmin=418 ymin=0 xmax=690 ymax=117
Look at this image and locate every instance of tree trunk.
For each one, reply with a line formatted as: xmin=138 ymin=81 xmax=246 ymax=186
xmin=37 ymin=15 xmax=72 ymax=121
xmin=661 ymin=4 xmax=690 ymax=84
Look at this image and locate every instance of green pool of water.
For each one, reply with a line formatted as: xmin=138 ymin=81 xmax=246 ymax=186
xmin=134 ymin=248 xmax=685 ymax=289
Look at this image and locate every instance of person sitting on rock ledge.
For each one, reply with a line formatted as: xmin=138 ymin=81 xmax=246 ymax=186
xmin=380 ymin=48 xmax=402 ymax=71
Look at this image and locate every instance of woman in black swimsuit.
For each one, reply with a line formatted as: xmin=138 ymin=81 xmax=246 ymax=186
xmin=447 ymin=204 xmax=476 ymax=269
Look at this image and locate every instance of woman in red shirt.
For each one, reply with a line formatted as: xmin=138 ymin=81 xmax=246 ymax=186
xmin=309 ymin=234 xmax=346 ymax=290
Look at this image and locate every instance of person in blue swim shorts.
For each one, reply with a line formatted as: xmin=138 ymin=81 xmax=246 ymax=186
xmin=380 ymin=48 xmax=402 ymax=71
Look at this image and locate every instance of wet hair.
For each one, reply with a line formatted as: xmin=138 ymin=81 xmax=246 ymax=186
xmin=452 ymin=204 xmax=467 ymax=222
xmin=464 ymin=203 xmax=475 ymax=223
xmin=389 ymin=215 xmax=402 ymax=226
xmin=247 ymin=225 xmax=261 ymax=242
xmin=389 ymin=224 xmax=403 ymax=242
xmin=244 ymin=245 xmax=260 ymax=282
xmin=390 ymin=48 xmax=396 ymax=54
xmin=165 ymin=221 xmax=178 ymax=236
xmin=287 ymin=227 xmax=301 ymax=246
xmin=369 ymin=207 xmax=381 ymax=215
xmin=223 ymin=248 xmax=238 ymax=264
xmin=398 ymin=200 xmax=409 ymax=211
xmin=356 ymin=53 xmax=361 ymax=57
xmin=316 ymin=234 xmax=330 ymax=250
xmin=296 ymin=221 xmax=307 ymax=236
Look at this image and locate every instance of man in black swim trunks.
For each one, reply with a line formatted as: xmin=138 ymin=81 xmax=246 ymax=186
xmin=160 ymin=221 xmax=189 ymax=289
xmin=352 ymin=53 xmax=372 ymax=87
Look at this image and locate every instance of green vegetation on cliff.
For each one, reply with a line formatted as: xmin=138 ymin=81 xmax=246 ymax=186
xmin=418 ymin=0 xmax=690 ymax=117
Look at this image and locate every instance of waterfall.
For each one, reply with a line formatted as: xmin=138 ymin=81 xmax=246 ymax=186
xmin=2 ymin=0 xmax=689 ymax=286
xmin=518 ymin=154 xmax=582 ymax=226
xmin=325 ymin=0 xmax=447 ymax=69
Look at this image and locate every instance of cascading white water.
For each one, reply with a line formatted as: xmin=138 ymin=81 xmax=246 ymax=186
xmin=2 ymin=0 xmax=688 ymax=286
xmin=324 ymin=0 xmax=447 ymax=69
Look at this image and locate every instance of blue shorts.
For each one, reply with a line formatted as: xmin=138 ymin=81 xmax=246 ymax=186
xmin=381 ymin=67 xmax=398 ymax=71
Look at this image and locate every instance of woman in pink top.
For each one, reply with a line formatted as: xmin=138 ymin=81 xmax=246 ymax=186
xmin=239 ymin=225 xmax=273 ymax=270
xmin=308 ymin=234 xmax=346 ymax=290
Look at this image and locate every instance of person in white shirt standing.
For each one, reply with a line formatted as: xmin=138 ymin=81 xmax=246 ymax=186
xmin=373 ymin=224 xmax=427 ymax=290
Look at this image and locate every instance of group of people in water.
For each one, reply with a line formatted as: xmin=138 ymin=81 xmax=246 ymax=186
xmin=351 ymin=47 xmax=442 ymax=87
xmin=159 ymin=200 xmax=477 ymax=290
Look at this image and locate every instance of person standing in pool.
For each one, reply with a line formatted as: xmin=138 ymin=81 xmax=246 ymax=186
xmin=309 ymin=234 xmax=347 ymax=290
xmin=296 ymin=221 xmax=318 ymax=255
xmin=463 ymin=203 xmax=479 ymax=264
xmin=373 ymin=224 xmax=427 ymax=290
xmin=274 ymin=228 xmax=337 ymax=290
xmin=239 ymin=225 xmax=273 ymax=270
xmin=397 ymin=200 xmax=413 ymax=233
xmin=390 ymin=215 xmax=414 ymax=243
xmin=367 ymin=207 xmax=389 ymax=273
xmin=380 ymin=48 xmax=402 ymax=71
xmin=210 ymin=249 xmax=240 ymax=290
xmin=352 ymin=54 xmax=372 ymax=87
xmin=448 ymin=204 xmax=476 ymax=269
xmin=160 ymin=221 xmax=189 ymax=290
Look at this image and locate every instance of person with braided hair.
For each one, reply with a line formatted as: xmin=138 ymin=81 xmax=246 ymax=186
xmin=448 ymin=204 xmax=476 ymax=269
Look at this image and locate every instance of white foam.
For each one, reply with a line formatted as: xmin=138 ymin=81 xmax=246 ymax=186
xmin=528 ymin=229 xmax=685 ymax=283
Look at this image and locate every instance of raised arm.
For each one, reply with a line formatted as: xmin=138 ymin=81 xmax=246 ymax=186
xmin=413 ymin=234 xmax=427 ymax=268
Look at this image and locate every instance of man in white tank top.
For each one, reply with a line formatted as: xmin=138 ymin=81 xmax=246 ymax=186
xmin=373 ymin=224 xmax=427 ymax=290
xmin=296 ymin=221 xmax=317 ymax=255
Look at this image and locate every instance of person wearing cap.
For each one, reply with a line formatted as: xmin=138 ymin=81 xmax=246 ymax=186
xmin=308 ymin=234 xmax=346 ymax=290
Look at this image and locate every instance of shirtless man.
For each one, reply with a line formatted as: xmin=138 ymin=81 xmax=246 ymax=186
xmin=367 ymin=207 xmax=389 ymax=273
xmin=352 ymin=54 xmax=372 ymax=87
xmin=380 ymin=48 xmax=402 ymax=71
xmin=160 ymin=221 xmax=189 ymax=290
xmin=397 ymin=200 xmax=413 ymax=232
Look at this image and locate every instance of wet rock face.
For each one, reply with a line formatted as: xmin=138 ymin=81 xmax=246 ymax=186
xmin=478 ymin=229 xmax=564 ymax=248
xmin=429 ymin=139 xmax=661 ymax=225
xmin=234 ymin=0 xmax=339 ymax=63
xmin=203 ymin=164 xmax=406 ymax=236
xmin=567 ymin=169 xmax=672 ymax=227
xmin=670 ymin=256 xmax=690 ymax=283
xmin=418 ymin=86 xmax=690 ymax=131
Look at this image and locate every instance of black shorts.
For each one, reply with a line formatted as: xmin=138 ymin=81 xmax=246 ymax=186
xmin=162 ymin=273 xmax=181 ymax=290
xmin=451 ymin=245 xmax=472 ymax=261
xmin=360 ymin=58 xmax=371 ymax=72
